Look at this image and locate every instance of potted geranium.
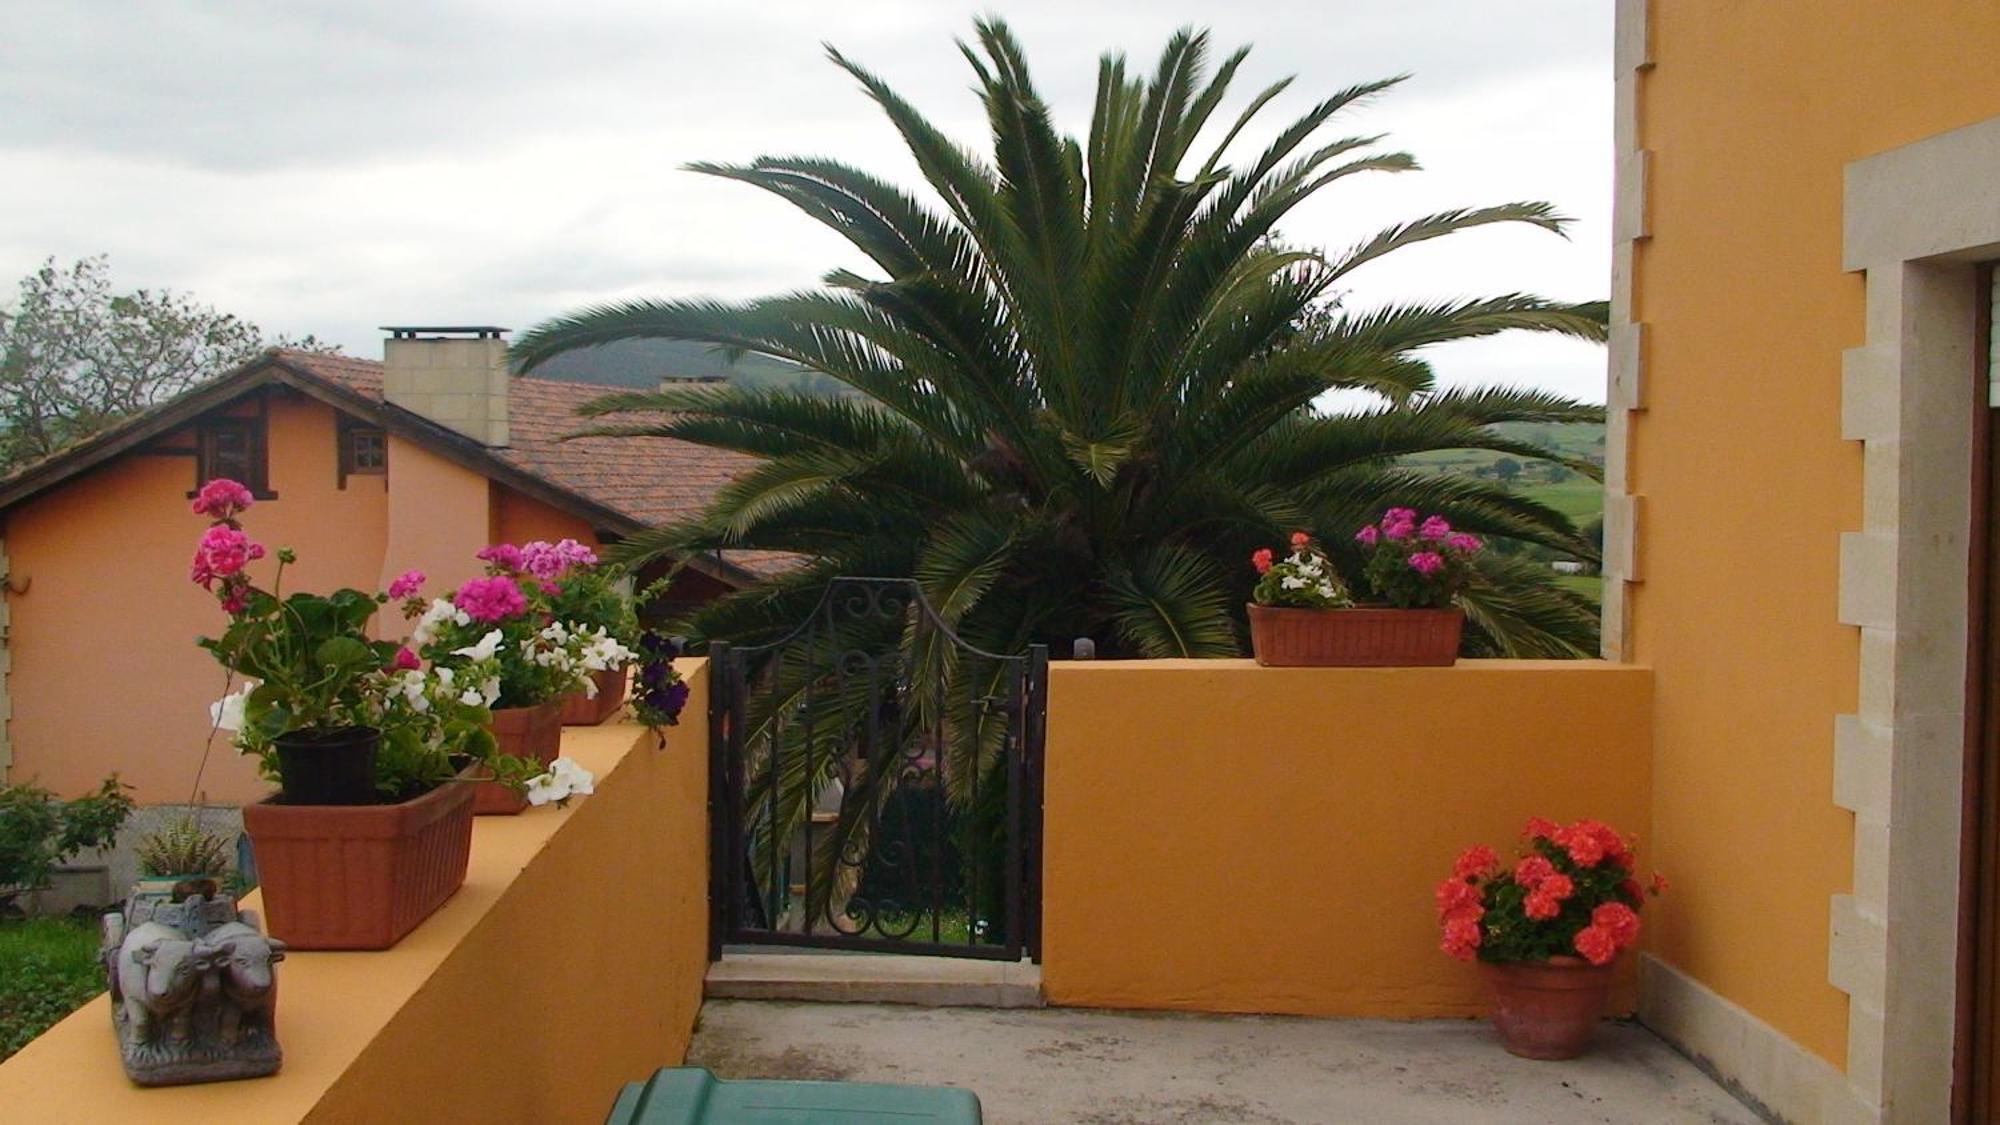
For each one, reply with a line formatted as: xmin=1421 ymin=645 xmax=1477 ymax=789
xmin=1437 ymin=817 xmax=1668 ymax=1060
xmin=400 ymin=545 xmax=631 ymax=814
xmin=515 ymin=540 xmax=640 ymax=725
xmin=191 ymin=479 xmax=543 ymax=948
xmin=1245 ymin=510 xmax=1482 ymax=666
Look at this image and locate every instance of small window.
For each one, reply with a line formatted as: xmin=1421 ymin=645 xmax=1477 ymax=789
xmin=342 ymin=425 xmax=387 ymax=477
xmin=196 ymin=415 xmax=271 ymax=496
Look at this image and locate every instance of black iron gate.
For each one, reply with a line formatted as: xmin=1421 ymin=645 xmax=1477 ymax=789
xmin=708 ymin=578 xmax=1047 ymax=962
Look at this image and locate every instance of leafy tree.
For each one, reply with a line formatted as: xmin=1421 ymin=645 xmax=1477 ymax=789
xmin=1493 ymin=456 xmax=1524 ymax=483
xmin=0 ymin=256 xmax=337 ymax=470
xmin=519 ymin=21 xmax=1605 ymax=661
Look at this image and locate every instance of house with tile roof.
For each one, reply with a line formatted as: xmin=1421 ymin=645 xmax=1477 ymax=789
xmin=0 ymin=327 xmax=767 ymax=808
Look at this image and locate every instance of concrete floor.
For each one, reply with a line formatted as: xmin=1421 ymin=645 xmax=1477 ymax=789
xmin=688 ymin=1000 xmax=1764 ymax=1125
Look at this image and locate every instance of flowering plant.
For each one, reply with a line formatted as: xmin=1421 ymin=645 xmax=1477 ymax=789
xmin=190 ymin=480 xmax=537 ymax=799
xmin=1437 ymin=817 xmax=1667 ymax=966
xmin=1356 ymin=508 xmax=1483 ymax=608
xmin=401 ymin=542 xmax=635 ymax=710
xmin=629 ymin=631 xmax=691 ymax=728
xmin=1249 ymin=532 xmax=1353 ymax=609
xmin=193 ymin=479 xmax=401 ymax=738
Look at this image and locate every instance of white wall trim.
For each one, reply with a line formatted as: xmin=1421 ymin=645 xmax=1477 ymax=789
xmin=1603 ymin=0 xmax=1653 ymax=660
xmin=1639 ymin=955 xmax=1849 ymax=1125
xmin=1831 ymin=111 xmax=2000 ymax=1124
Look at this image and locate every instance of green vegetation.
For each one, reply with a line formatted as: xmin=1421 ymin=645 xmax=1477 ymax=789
xmin=0 ymin=918 xmax=103 ymax=1061
xmin=518 ymin=20 xmax=1607 ymax=665
xmin=0 ymin=777 xmax=132 ymax=911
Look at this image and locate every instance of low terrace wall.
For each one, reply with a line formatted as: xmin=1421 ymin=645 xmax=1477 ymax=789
xmin=0 ymin=659 xmax=711 ymax=1124
xmin=1040 ymin=659 xmax=1654 ymax=1018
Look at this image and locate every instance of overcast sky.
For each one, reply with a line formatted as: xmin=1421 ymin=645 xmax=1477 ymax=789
xmin=0 ymin=1 xmax=1612 ymax=404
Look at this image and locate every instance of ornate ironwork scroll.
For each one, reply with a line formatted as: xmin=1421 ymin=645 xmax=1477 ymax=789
xmin=709 ymin=577 xmax=1047 ymax=962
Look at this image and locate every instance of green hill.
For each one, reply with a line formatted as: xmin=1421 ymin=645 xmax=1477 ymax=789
xmin=522 ymin=339 xmax=855 ymax=396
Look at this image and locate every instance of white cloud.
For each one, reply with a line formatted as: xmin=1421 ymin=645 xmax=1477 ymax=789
xmin=0 ymin=1 xmax=1611 ymax=402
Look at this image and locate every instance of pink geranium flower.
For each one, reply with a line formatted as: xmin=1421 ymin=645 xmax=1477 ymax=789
xmin=1420 ymin=515 xmax=1452 ymax=540
xmin=519 ymin=538 xmax=598 ymax=580
xmin=189 ymin=478 xmax=255 ymax=520
xmin=476 ymin=543 xmax=525 ymax=572
xmin=1355 ymin=525 xmax=1379 ymax=546
xmin=391 ymin=647 xmax=422 ymax=671
xmin=454 ymin=575 xmax=528 ymax=623
xmin=1407 ymin=551 xmax=1445 ymax=576
xmin=1445 ymin=532 xmax=1483 ymax=553
xmin=190 ymin=525 xmax=266 ymax=589
xmin=388 ymin=569 xmax=426 ymax=599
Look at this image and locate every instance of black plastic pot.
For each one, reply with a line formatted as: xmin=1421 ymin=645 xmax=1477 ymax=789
xmin=273 ymin=726 xmax=381 ymax=805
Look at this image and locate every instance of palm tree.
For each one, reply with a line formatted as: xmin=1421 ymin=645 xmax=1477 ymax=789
xmin=514 ymin=20 xmax=1605 ymax=661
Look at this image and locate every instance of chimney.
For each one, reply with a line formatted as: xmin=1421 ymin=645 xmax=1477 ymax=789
xmin=380 ymin=326 xmax=510 ymax=447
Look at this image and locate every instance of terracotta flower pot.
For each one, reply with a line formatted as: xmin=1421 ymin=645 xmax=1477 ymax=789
xmin=241 ymin=778 xmax=474 ymax=950
xmin=559 ymin=667 xmax=630 ymax=726
xmin=1478 ymin=956 xmax=1616 ymax=1060
xmin=473 ymin=701 xmax=563 ymax=815
xmin=1246 ymin=603 xmax=1463 ymax=667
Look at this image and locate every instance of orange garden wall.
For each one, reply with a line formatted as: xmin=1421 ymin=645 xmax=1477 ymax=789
xmin=1631 ymin=0 xmax=2000 ymax=1069
xmin=3 ymin=391 xmax=612 ymax=805
xmin=1040 ymin=659 xmax=1653 ymax=1018
xmin=0 ymin=660 xmax=710 ymax=1124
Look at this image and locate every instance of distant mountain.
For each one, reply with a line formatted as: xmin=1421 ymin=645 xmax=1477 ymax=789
xmin=521 ymin=339 xmax=856 ymax=396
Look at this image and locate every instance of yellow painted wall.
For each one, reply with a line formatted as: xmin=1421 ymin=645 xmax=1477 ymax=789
xmin=1040 ymin=659 xmax=1653 ymax=1018
xmin=0 ymin=660 xmax=710 ymax=1124
xmin=1634 ymin=0 xmax=2000 ymax=1067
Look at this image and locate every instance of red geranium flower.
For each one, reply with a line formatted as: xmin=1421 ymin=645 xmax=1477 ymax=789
xmin=1251 ymin=548 xmax=1274 ymax=575
xmin=1573 ymin=924 xmax=1618 ymax=966
xmin=1453 ymin=845 xmax=1498 ymax=880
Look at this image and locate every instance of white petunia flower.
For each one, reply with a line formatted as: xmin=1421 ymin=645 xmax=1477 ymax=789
xmin=209 ymin=684 xmax=254 ymax=732
xmin=549 ymin=757 xmax=594 ymax=794
xmin=525 ymin=773 xmax=570 ymax=807
xmin=452 ymin=629 xmax=505 ymax=663
xmin=458 ymin=687 xmax=484 ymax=707
xmin=526 ymin=757 xmax=596 ymax=807
xmin=1280 ymin=576 xmax=1306 ymax=590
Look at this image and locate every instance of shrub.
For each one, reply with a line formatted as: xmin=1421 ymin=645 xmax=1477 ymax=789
xmin=0 ymin=776 xmax=133 ymax=908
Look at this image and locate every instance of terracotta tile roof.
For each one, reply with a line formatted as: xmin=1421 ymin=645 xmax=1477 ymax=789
xmin=275 ymin=350 xmax=797 ymax=578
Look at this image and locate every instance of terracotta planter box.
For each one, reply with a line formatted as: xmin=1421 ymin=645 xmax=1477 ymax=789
xmin=1246 ymin=603 xmax=1463 ymax=667
xmin=241 ymin=779 xmax=474 ymax=950
xmin=559 ymin=667 xmax=629 ymax=726
xmin=473 ymin=701 xmax=563 ymax=815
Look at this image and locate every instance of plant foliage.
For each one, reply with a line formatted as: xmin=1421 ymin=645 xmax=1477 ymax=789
xmin=516 ymin=20 xmax=1605 ymax=663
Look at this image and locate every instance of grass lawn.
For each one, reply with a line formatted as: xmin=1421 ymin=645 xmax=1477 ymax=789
xmin=1554 ymin=574 xmax=1603 ymax=604
xmin=0 ymin=917 xmax=104 ymax=1061
xmin=1519 ymin=478 xmax=1604 ymax=526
